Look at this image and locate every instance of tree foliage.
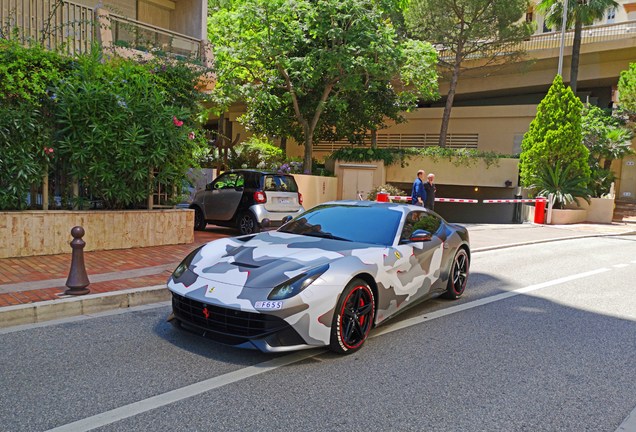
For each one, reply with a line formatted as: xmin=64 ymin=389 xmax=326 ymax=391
xmin=405 ymin=0 xmax=533 ymax=147
xmin=537 ymin=0 xmax=618 ymax=94
xmin=618 ymin=62 xmax=636 ymax=123
xmin=520 ymin=75 xmax=590 ymax=190
xmin=208 ymin=0 xmax=438 ymax=173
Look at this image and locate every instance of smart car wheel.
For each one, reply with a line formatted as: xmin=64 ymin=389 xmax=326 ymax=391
xmin=193 ymin=207 xmax=207 ymax=231
xmin=238 ymin=212 xmax=260 ymax=235
xmin=330 ymin=279 xmax=375 ymax=354
xmin=443 ymin=248 xmax=469 ymax=299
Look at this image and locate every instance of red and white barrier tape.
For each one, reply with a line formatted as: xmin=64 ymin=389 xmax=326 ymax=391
xmin=482 ymin=198 xmax=547 ymax=203
xmin=384 ymin=196 xmax=546 ymax=204
xmin=435 ymin=198 xmax=479 ymax=203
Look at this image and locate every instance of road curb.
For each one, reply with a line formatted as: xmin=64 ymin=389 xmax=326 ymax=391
xmin=0 ymin=285 xmax=169 ymax=329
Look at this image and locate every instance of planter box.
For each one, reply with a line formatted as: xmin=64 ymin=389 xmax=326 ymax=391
xmin=563 ymin=197 xmax=615 ymax=224
xmin=549 ymin=208 xmax=587 ymax=225
xmin=0 ymin=209 xmax=194 ymax=258
xmin=385 ymin=155 xmax=519 ymax=188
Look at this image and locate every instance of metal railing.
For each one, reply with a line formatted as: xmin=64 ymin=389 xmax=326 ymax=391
xmin=0 ymin=0 xmax=205 ymax=61
xmin=313 ymin=133 xmax=479 ymax=152
xmin=439 ymin=20 xmax=636 ymax=62
xmin=108 ymin=12 xmax=203 ymax=61
xmin=0 ymin=0 xmax=93 ymax=54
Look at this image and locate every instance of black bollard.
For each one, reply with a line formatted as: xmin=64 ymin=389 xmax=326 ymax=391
xmin=65 ymin=226 xmax=90 ymax=295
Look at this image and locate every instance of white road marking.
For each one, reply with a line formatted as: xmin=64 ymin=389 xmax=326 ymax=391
xmin=45 ymin=349 xmax=326 ymax=432
xmin=613 ymin=264 xmax=630 ymax=268
xmin=616 ymin=405 xmax=636 ymax=432
xmin=45 ymin=266 xmax=612 ymax=432
xmin=373 ymin=267 xmax=611 ymax=337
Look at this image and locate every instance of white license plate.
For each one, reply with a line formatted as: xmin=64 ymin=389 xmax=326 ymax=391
xmin=254 ymin=301 xmax=283 ymax=310
xmin=278 ymin=198 xmax=290 ymax=204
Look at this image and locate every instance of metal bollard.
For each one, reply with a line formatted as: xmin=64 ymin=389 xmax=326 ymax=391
xmin=65 ymin=226 xmax=91 ymax=295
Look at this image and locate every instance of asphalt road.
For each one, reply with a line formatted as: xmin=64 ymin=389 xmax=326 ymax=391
xmin=1 ymin=236 xmax=635 ymax=432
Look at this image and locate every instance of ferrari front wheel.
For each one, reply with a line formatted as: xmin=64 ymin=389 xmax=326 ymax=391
xmin=330 ymin=279 xmax=375 ymax=355
xmin=443 ymin=248 xmax=469 ymax=299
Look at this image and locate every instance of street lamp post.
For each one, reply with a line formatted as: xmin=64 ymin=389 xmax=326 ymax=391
xmin=557 ymin=0 xmax=569 ymax=76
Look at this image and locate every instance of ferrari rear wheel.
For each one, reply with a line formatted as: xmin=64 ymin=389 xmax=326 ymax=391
xmin=443 ymin=248 xmax=469 ymax=299
xmin=330 ymin=279 xmax=375 ymax=354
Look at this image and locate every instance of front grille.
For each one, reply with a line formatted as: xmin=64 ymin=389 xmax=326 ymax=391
xmin=171 ymin=293 xmax=290 ymax=342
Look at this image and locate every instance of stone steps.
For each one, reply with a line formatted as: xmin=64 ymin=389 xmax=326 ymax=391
xmin=613 ymin=200 xmax=636 ymax=222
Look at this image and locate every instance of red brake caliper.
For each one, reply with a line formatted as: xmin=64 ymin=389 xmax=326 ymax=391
xmin=358 ymin=292 xmax=365 ymax=326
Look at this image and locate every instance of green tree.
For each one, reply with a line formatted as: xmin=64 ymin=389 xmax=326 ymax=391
xmin=405 ymin=0 xmax=533 ymax=147
xmin=582 ymin=105 xmax=633 ymax=196
xmin=208 ymin=0 xmax=438 ymax=173
xmin=520 ymin=75 xmax=590 ymax=189
xmin=537 ymin=0 xmax=618 ymax=94
xmin=618 ymin=62 xmax=636 ymax=123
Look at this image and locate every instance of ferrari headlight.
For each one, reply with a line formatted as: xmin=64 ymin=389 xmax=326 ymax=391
xmin=268 ymin=264 xmax=329 ymax=300
xmin=173 ymin=246 xmax=203 ymax=279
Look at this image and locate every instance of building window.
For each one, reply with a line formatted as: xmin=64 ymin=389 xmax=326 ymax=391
xmin=607 ymin=7 xmax=617 ymax=23
xmin=526 ymin=11 xmax=534 ymax=23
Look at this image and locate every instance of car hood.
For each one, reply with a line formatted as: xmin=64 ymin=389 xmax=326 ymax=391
xmin=188 ymin=231 xmax=379 ymax=289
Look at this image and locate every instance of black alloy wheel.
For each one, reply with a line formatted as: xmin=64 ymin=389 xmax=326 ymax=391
xmin=238 ymin=212 xmax=260 ymax=235
xmin=330 ymin=279 xmax=375 ymax=354
xmin=443 ymin=248 xmax=469 ymax=299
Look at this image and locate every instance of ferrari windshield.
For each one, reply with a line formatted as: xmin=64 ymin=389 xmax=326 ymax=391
xmin=278 ymin=204 xmax=402 ymax=246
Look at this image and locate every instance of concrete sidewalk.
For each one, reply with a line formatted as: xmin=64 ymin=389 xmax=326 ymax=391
xmin=1 ymin=222 xmax=634 ymax=329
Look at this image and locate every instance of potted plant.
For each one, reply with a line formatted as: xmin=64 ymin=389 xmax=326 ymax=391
xmin=530 ymin=162 xmax=592 ymax=224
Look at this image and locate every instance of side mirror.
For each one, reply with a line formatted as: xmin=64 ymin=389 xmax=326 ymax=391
xmin=205 ymin=183 xmax=213 ymax=191
xmin=409 ymin=229 xmax=432 ymax=242
xmin=281 ymin=215 xmax=293 ymax=225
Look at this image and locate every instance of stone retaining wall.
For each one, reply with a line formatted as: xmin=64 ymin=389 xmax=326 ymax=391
xmin=0 ymin=209 xmax=194 ymax=258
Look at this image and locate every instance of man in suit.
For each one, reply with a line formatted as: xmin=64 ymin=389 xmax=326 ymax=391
xmin=424 ymin=173 xmax=436 ymax=210
xmin=411 ymin=169 xmax=426 ymax=206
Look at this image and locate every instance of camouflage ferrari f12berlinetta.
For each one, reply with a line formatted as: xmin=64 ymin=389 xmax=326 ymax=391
xmin=167 ymin=201 xmax=470 ymax=354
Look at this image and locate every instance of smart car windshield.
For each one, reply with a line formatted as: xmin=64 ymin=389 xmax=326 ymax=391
xmin=278 ymin=204 xmax=402 ymax=246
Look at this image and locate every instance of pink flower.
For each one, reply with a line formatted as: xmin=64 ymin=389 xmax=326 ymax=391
xmin=188 ymin=131 xmax=195 ymax=140
xmin=172 ymin=116 xmax=184 ymax=127
xmin=44 ymin=147 xmax=54 ymax=155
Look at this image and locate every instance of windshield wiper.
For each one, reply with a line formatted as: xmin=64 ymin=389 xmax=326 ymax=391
xmin=303 ymin=231 xmax=351 ymax=241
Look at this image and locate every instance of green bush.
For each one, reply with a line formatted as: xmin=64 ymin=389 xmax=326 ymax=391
xmin=0 ymin=104 xmax=52 ymax=210
xmin=367 ymin=184 xmax=406 ymax=201
xmin=54 ymin=53 xmax=208 ymax=209
xmin=0 ymin=41 xmax=209 ymax=210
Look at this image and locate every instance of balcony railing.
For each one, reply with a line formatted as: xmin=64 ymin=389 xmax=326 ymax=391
xmin=439 ymin=20 xmax=636 ymax=62
xmin=313 ymin=133 xmax=479 ymax=153
xmin=0 ymin=0 xmax=206 ymax=62
xmin=108 ymin=12 xmax=203 ymax=62
xmin=0 ymin=0 xmax=93 ymax=54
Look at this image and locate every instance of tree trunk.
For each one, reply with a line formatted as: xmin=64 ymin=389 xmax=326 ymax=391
xmin=569 ymin=18 xmax=583 ymax=94
xmin=371 ymin=129 xmax=377 ymax=149
xmin=439 ymin=58 xmax=462 ymax=148
xmin=303 ymin=125 xmax=313 ymax=174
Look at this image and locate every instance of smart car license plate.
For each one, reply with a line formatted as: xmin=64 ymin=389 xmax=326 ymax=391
xmin=278 ymin=198 xmax=290 ymax=204
xmin=255 ymin=301 xmax=283 ymax=310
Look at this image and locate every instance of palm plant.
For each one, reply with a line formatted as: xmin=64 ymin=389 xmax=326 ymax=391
xmin=602 ymin=128 xmax=634 ymax=170
xmin=530 ymin=162 xmax=592 ymax=209
xmin=537 ymin=0 xmax=618 ymax=93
